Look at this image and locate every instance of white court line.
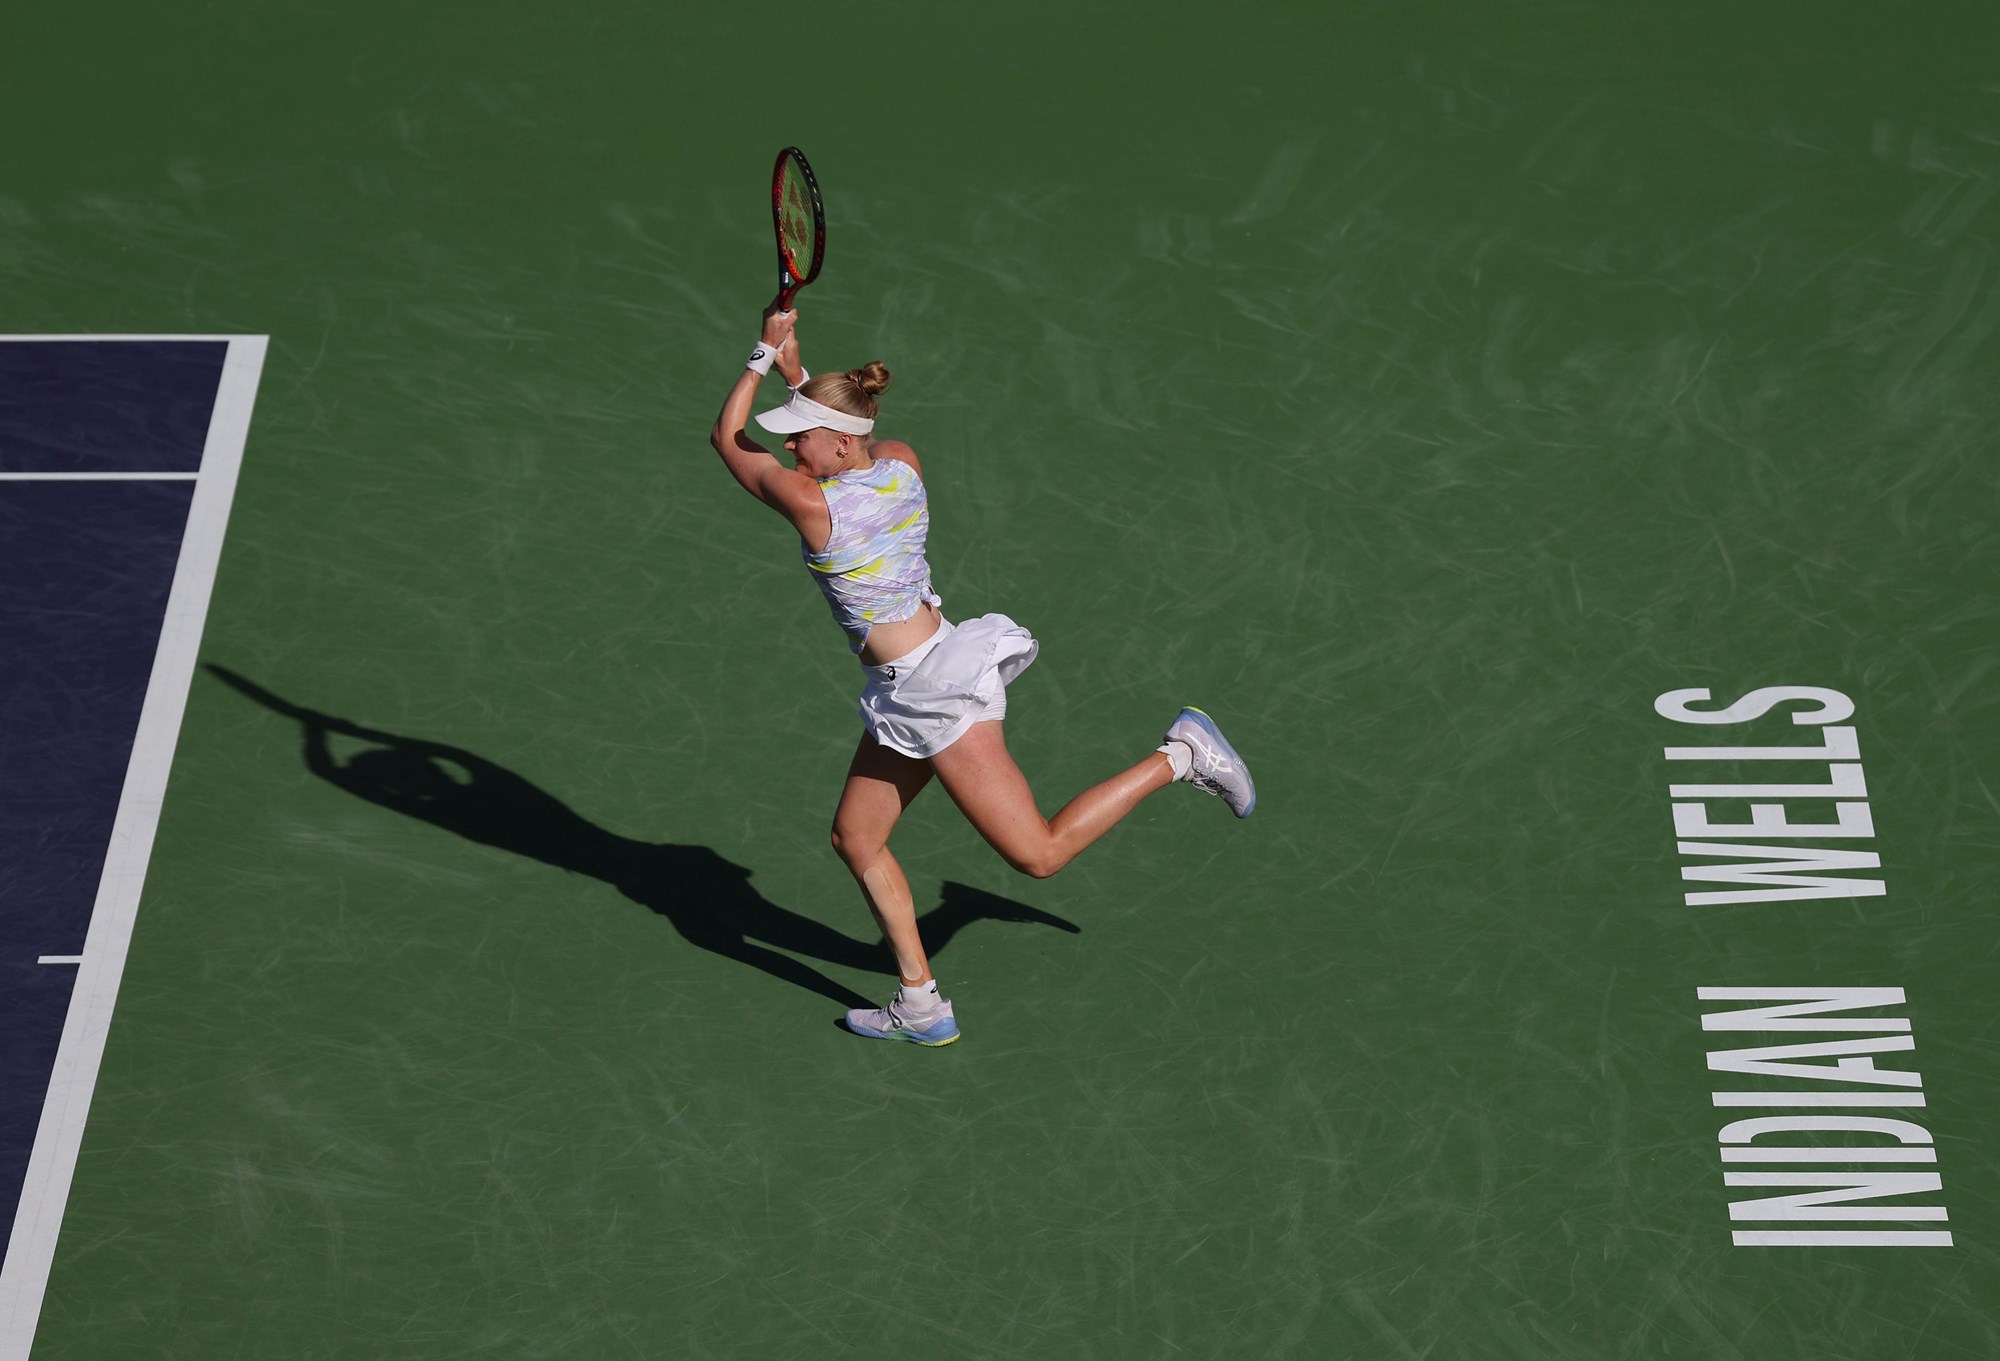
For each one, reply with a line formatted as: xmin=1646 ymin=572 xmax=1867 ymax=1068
xmin=0 ymin=473 xmax=200 ymax=482
xmin=34 ymin=959 xmax=83 ymax=967
xmin=0 ymin=335 xmax=238 ymax=342
xmin=0 ymin=335 xmax=267 ymax=1361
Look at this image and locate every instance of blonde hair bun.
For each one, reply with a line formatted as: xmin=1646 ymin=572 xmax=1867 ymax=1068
xmin=851 ymin=362 xmax=891 ymax=398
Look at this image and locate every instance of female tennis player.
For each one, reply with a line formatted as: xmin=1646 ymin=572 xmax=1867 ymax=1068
xmin=708 ymin=302 xmax=1256 ymax=1046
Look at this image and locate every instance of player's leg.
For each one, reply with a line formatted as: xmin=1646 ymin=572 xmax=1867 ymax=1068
xmin=928 ymin=720 xmax=1175 ymax=879
xmin=831 ymin=735 xmax=964 ymax=1045
xmin=829 ymin=733 xmax=935 ymax=984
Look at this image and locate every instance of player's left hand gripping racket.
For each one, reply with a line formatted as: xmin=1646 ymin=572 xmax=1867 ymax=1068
xmin=772 ymin=146 xmax=826 ymax=311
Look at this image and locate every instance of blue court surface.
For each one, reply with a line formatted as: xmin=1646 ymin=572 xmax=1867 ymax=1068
xmin=0 ymin=338 xmax=263 ymax=1355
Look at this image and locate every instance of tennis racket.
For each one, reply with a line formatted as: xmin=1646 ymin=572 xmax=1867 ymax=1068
xmin=772 ymin=146 xmax=826 ymax=311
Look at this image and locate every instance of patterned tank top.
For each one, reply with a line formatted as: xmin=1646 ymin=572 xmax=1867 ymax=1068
xmin=802 ymin=456 xmax=940 ymax=654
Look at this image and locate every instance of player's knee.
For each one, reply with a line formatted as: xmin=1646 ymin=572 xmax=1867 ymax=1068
xmin=829 ymin=821 xmax=874 ymax=871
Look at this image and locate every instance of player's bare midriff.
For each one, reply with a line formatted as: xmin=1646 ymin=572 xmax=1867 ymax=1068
xmin=860 ymin=599 xmax=942 ymax=667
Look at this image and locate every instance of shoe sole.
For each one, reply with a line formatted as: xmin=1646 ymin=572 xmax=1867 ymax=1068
xmin=1181 ymin=706 xmax=1256 ymax=818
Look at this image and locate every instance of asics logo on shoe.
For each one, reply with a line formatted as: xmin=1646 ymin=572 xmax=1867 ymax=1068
xmin=1185 ymin=735 xmax=1233 ymax=772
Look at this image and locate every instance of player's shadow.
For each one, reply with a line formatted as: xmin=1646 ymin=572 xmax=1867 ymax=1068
xmin=207 ymin=665 xmax=1078 ymax=1010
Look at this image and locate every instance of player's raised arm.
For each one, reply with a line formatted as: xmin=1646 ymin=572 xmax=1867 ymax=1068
xmin=706 ymin=305 xmax=831 ymax=547
xmin=774 ymin=323 xmax=807 ymax=390
xmin=709 ymin=306 xmax=806 ymax=497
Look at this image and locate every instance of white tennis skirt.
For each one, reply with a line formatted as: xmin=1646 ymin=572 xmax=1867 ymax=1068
xmin=857 ymin=613 xmax=1039 ymax=759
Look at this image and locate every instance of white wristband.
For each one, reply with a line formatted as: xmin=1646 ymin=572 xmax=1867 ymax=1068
xmin=746 ymin=341 xmax=779 ymax=376
xmin=790 ymin=367 xmax=811 ymax=392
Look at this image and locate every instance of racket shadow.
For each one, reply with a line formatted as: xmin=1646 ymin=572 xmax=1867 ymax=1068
xmin=205 ymin=665 xmax=1079 ymax=1012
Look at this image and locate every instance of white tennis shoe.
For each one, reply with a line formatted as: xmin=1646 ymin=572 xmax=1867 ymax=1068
xmin=1165 ymin=707 xmax=1257 ymax=818
xmin=843 ymin=996 xmax=961 ymax=1046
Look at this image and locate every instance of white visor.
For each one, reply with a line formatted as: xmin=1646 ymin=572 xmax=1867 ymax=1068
xmin=755 ymin=391 xmax=875 ymax=437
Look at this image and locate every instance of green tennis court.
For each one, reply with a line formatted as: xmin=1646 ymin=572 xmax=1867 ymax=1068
xmin=5 ymin=2 xmax=1997 ymax=1356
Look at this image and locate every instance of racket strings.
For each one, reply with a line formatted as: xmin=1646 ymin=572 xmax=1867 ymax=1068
xmin=779 ymin=164 xmax=816 ymax=267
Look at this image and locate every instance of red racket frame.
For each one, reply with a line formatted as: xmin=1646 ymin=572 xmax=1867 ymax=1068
xmin=772 ymin=147 xmax=826 ymax=311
